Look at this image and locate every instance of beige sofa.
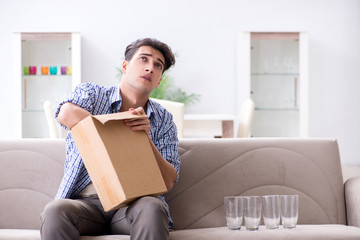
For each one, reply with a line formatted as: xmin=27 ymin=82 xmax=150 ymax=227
xmin=1 ymin=138 xmax=360 ymax=240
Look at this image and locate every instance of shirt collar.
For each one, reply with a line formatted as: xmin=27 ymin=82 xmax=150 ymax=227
xmin=111 ymin=86 xmax=155 ymax=118
xmin=146 ymin=99 xmax=156 ymax=118
xmin=109 ymin=85 xmax=122 ymax=113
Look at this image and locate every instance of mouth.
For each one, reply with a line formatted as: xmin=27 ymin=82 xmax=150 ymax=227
xmin=141 ymin=75 xmax=152 ymax=82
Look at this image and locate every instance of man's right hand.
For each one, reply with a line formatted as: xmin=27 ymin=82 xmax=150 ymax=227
xmin=58 ymin=103 xmax=91 ymax=129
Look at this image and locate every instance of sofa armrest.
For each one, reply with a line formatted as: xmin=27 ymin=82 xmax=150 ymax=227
xmin=345 ymin=176 xmax=360 ymax=227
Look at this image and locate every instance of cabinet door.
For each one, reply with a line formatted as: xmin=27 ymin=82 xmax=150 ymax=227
xmin=19 ymin=32 xmax=81 ymax=138
xmin=237 ymin=32 xmax=308 ymax=137
xmin=250 ymin=33 xmax=299 ymax=137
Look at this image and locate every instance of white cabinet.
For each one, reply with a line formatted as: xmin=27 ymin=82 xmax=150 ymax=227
xmin=237 ymin=32 xmax=308 ymax=137
xmin=13 ymin=32 xmax=81 ymax=138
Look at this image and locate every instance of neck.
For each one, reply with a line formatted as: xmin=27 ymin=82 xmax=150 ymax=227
xmin=119 ymin=83 xmax=149 ymax=112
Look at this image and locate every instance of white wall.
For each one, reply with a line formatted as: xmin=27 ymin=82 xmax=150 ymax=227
xmin=0 ymin=0 xmax=359 ymax=165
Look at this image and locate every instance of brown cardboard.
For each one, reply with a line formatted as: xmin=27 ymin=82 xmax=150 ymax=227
xmin=71 ymin=111 xmax=167 ymax=211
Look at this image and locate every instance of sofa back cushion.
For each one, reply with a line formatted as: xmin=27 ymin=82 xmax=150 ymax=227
xmin=0 ymin=139 xmax=65 ymax=230
xmin=166 ymin=138 xmax=346 ymax=230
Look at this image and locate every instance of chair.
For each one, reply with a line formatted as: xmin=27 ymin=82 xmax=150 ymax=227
xmin=237 ymin=98 xmax=255 ymax=138
xmin=151 ymin=98 xmax=185 ymax=138
xmin=43 ymin=100 xmax=59 ymax=138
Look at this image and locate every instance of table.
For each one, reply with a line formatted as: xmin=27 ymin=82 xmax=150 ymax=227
xmin=184 ymin=114 xmax=237 ymax=138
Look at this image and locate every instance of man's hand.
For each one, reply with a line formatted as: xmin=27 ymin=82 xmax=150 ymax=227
xmin=126 ymin=106 xmax=177 ymax=191
xmin=124 ymin=107 xmax=151 ymax=135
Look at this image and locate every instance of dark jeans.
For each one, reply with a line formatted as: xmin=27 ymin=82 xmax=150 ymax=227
xmin=40 ymin=196 xmax=170 ymax=240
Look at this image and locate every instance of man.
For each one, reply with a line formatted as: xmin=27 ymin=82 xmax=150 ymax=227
xmin=40 ymin=38 xmax=180 ymax=240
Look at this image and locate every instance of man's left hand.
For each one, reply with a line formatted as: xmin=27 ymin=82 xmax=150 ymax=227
xmin=124 ymin=107 xmax=151 ymax=135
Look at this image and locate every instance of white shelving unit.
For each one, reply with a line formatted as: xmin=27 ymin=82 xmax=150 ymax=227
xmin=237 ymin=32 xmax=309 ymax=137
xmin=13 ymin=32 xmax=81 ymax=138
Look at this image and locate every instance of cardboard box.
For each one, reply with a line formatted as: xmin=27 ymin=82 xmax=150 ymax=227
xmin=71 ymin=111 xmax=167 ymax=211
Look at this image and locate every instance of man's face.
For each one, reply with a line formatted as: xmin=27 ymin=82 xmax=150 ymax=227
xmin=121 ymin=46 xmax=165 ymax=95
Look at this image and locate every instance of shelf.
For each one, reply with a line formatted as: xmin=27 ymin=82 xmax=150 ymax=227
xmin=22 ymin=109 xmax=45 ymax=113
xmin=251 ymin=73 xmax=299 ymax=76
xmin=255 ymin=107 xmax=299 ymax=111
xmin=22 ymin=75 xmax=71 ymax=77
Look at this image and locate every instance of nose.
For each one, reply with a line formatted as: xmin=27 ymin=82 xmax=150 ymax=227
xmin=145 ymin=65 xmax=153 ymax=73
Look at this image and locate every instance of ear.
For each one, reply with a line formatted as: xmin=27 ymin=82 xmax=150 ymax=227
xmin=155 ymin=77 xmax=162 ymax=88
xmin=121 ymin=60 xmax=128 ymax=74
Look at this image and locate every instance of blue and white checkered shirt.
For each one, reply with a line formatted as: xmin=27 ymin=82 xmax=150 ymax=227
xmin=54 ymin=82 xmax=180 ymax=225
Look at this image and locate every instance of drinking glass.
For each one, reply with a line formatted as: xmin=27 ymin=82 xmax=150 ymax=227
xmin=50 ymin=66 xmax=57 ymax=75
xmin=224 ymin=196 xmax=244 ymax=230
xmin=24 ymin=66 xmax=29 ymax=75
xmin=281 ymin=195 xmax=299 ymax=229
xmin=29 ymin=66 xmax=37 ymax=75
xmin=41 ymin=66 xmax=49 ymax=75
xmin=61 ymin=66 xmax=67 ymax=75
xmin=244 ymin=196 xmax=262 ymax=231
xmin=262 ymin=195 xmax=280 ymax=229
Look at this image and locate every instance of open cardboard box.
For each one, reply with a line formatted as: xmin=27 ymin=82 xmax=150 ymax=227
xmin=71 ymin=111 xmax=167 ymax=211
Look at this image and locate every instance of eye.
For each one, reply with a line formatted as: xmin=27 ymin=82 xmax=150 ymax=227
xmin=155 ymin=63 xmax=163 ymax=70
xmin=140 ymin=56 xmax=147 ymax=61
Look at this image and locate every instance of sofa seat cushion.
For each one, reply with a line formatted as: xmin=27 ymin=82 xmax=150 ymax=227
xmin=0 ymin=229 xmax=131 ymax=240
xmin=169 ymin=225 xmax=360 ymax=240
xmin=80 ymin=236 xmax=129 ymax=240
xmin=0 ymin=229 xmax=132 ymax=240
xmin=2 ymin=225 xmax=360 ymax=240
xmin=0 ymin=229 xmax=40 ymax=240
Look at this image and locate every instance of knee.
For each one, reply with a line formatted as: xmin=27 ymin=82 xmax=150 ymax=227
xmin=128 ymin=197 xmax=169 ymax=238
xmin=40 ymin=199 xmax=76 ymax=225
xmin=132 ymin=197 xmax=168 ymax=220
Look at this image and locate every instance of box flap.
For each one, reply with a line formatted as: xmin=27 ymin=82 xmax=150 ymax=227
xmin=93 ymin=111 xmax=147 ymax=125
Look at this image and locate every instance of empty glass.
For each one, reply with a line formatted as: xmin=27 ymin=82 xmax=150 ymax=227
xmin=281 ymin=195 xmax=299 ymax=229
xmin=262 ymin=195 xmax=280 ymax=229
xmin=244 ymin=196 xmax=262 ymax=231
xmin=224 ymin=196 xmax=244 ymax=230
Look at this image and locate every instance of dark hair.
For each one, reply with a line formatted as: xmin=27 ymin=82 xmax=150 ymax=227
xmin=124 ymin=38 xmax=175 ymax=72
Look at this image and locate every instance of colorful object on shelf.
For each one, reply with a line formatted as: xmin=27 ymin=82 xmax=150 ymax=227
xmin=41 ymin=66 xmax=49 ymax=75
xmin=24 ymin=66 xmax=29 ymax=75
xmin=66 ymin=66 xmax=72 ymax=75
xmin=29 ymin=66 xmax=37 ymax=75
xmin=50 ymin=66 xmax=57 ymax=75
xmin=61 ymin=66 xmax=67 ymax=75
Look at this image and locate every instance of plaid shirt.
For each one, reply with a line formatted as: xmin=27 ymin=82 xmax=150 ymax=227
xmin=54 ymin=82 xmax=180 ymax=225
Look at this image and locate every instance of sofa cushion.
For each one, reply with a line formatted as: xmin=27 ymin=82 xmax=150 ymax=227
xmin=3 ymin=225 xmax=360 ymax=240
xmin=0 ymin=229 xmax=129 ymax=240
xmin=0 ymin=229 xmax=40 ymax=240
xmin=0 ymin=139 xmax=65 ymax=229
xmin=165 ymin=138 xmax=346 ymax=230
xmin=169 ymin=225 xmax=360 ymax=240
